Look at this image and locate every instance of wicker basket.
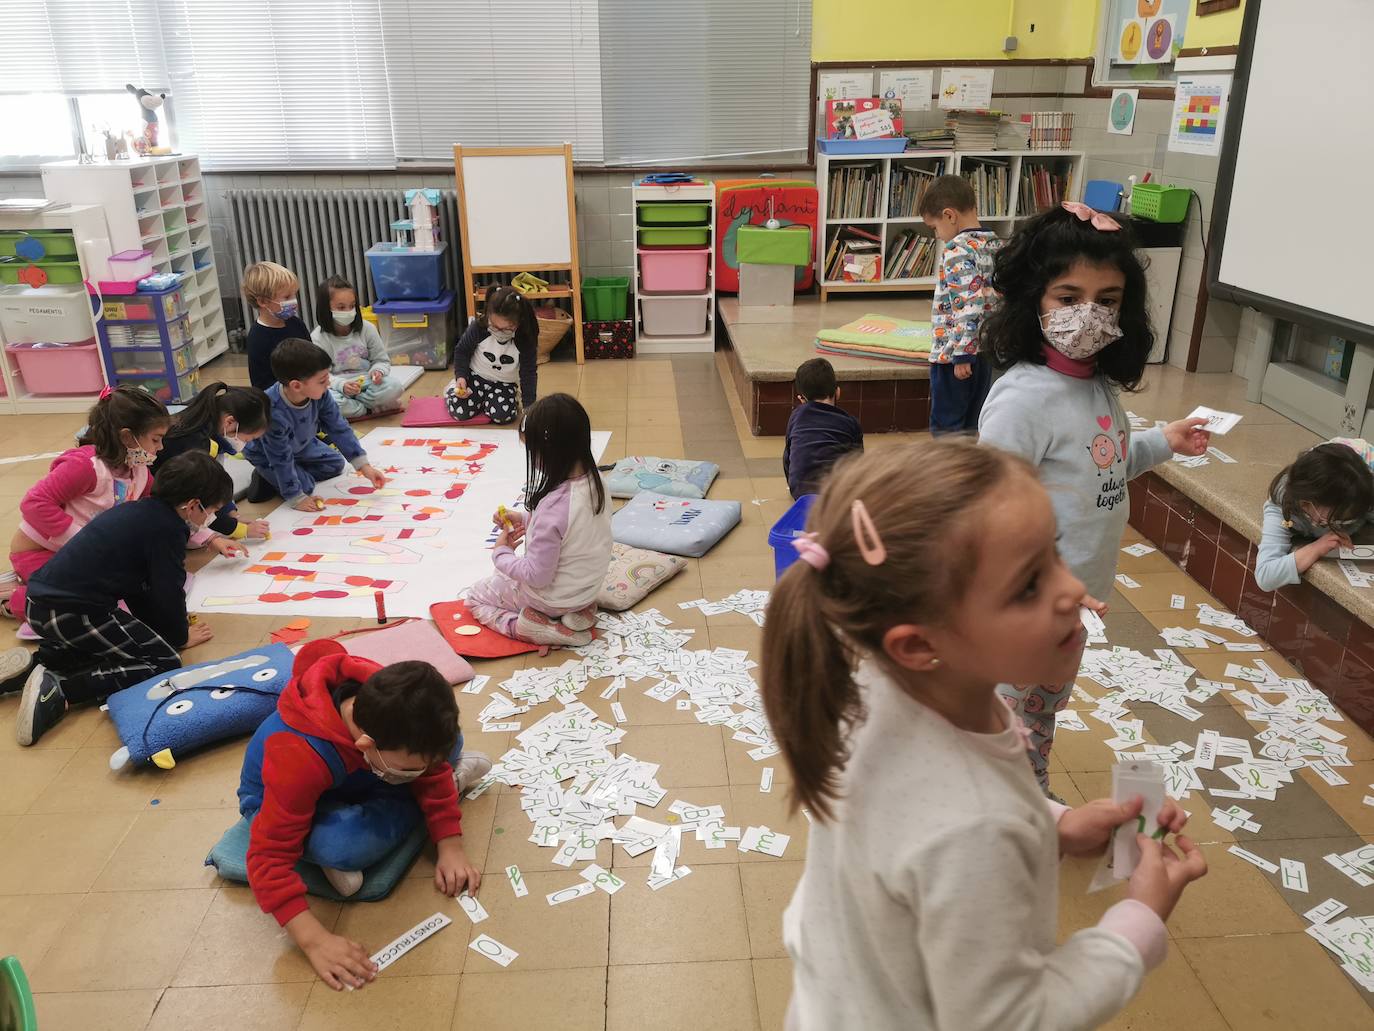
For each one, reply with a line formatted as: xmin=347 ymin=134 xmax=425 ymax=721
xmin=535 ymin=307 xmax=574 ymax=364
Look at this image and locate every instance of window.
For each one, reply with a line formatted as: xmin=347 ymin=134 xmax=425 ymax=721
xmin=1094 ymin=0 xmax=1191 ymax=87
xmin=379 ymin=0 xmax=603 ymax=164
xmin=0 ymin=95 xmax=76 ymax=162
xmin=598 ymin=0 xmax=813 ymax=166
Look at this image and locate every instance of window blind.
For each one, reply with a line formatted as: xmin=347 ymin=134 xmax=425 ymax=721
xmin=159 ymin=0 xmax=394 ymax=170
xmin=597 ymin=0 xmax=812 ymax=166
xmin=379 ymin=0 xmax=603 ymax=164
xmin=0 ymin=0 xmax=168 ymax=94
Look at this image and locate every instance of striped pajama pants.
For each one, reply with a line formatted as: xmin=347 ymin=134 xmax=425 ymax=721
xmin=26 ymin=600 xmax=182 ymax=705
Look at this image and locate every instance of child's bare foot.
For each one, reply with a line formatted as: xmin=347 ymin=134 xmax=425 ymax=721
xmin=515 ymin=608 xmax=591 ymax=648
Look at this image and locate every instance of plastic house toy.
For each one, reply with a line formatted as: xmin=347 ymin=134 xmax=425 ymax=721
xmin=405 ymin=188 xmax=442 ymax=251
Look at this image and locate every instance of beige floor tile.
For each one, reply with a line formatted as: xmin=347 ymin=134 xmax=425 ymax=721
xmin=149 ymin=983 xmax=313 ymax=1031
xmin=607 ymin=960 xmax=760 ymax=1031
xmin=32 ymin=988 xmax=162 ymax=1031
xmin=484 ymin=791 xmax=613 ymax=874
xmin=1301 ymin=759 xmax=1374 ymax=833
xmin=725 ymin=786 xmax=808 ymax=862
xmin=334 ymin=879 xmax=471 ymax=979
xmin=0 ymin=748 xmax=76 ymax=814
xmin=0 ymin=811 xmax=135 ymax=894
xmin=140 ymin=738 xmax=246 ymax=810
xmin=173 ymin=884 xmax=340 ymax=987
xmin=0 ymin=893 xmax=86 ymax=972
xmin=407 ymin=787 xmax=498 ymax=882
xmin=1178 ymin=933 xmax=1374 ymax=1030
xmin=739 ymin=861 xmax=802 ymax=959
xmin=609 ymin=863 xmax=750 ymax=965
xmin=453 ymin=966 xmax=607 ymax=1031
xmin=725 ymin=735 xmax=791 ymax=787
xmin=27 ymin=746 xmax=164 ymax=815
xmin=1100 ymin=947 xmax=1230 ymax=1030
xmin=31 ymin=887 xmax=215 ymax=992
xmin=1113 ymin=571 xmax=1222 ymax=614
xmin=465 ymin=869 xmax=609 ymax=972
xmin=752 ymin=957 xmax=793 ymax=1031
xmin=298 ymin=974 xmax=459 ymax=1030
xmin=621 ymin=723 xmax=728 ymax=788
xmin=91 ymin=808 xmax=230 ymax=892
xmin=0 ymin=699 xmax=102 ymax=753
xmin=1167 ymin=842 xmax=1306 ymax=939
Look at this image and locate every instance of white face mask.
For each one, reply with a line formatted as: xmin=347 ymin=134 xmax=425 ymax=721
xmin=222 ymin=420 xmax=245 ymax=453
xmin=332 ymin=309 xmax=357 ymax=326
xmin=366 ymin=748 xmax=426 ymax=785
xmin=489 ymin=326 xmax=516 ymax=343
xmin=1041 ymin=302 xmax=1122 ymax=361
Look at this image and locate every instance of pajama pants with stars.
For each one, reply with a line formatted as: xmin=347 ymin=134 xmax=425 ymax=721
xmin=445 ymin=374 xmax=520 ymax=425
xmin=997 ymin=679 xmax=1072 ymax=791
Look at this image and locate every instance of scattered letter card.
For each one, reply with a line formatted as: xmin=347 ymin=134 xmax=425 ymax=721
xmin=370 ymin=912 xmax=452 ymax=973
xmin=469 ymin=933 xmax=519 ymax=967
xmin=1110 ymin=761 xmax=1167 ymax=880
xmin=1279 ymin=858 xmax=1309 ymax=893
xmin=506 ymin=865 xmax=528 ymax=898
xmin=456 ymin=891 xmax=489 ymax=924
xmin=1187 ymin=405 xmax=1242 ymax=435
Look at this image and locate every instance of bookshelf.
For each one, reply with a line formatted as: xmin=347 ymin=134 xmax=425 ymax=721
xmin=817 ymin=149 xmax=1084 ymax=301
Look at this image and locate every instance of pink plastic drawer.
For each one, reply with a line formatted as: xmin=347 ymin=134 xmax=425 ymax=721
xmin=639 ymin=249 xmax=709 ymax=293
xmin=7 ymin=339 xmax=105 ymax=395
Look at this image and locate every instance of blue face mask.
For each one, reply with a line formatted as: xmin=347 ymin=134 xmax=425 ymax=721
xmin=274 ymin=300 xmax=299 ymax=320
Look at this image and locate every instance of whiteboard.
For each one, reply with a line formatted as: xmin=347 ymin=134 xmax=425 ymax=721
xmin=459 ymin=152 xmax=572 ymax=267
xmin=1211 ymin=0 xmax=1374 ymax=339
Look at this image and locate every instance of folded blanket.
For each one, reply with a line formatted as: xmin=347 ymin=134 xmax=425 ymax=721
xmin=815 ymin=313 xmax=933 ymax=353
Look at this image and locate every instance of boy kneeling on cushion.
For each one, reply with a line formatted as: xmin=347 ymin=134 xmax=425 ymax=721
xmin=237 ymin=641 xmax=492 ymax=990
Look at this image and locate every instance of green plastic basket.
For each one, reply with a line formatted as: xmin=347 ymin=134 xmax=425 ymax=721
xmin=637 ymin=202 xmax=710 ymax=225
xmin=0 ymin=230 xmax=77 ymax=260
xmin=582 ymin=275 xmax=630 ymax=321
xmin=0 ymin=260 xmax=84 ymax=285
xmin=638 ymin=226 xmax=710 ymax=247
xmin=1130 ymin=183 xmax=1192 ymax=224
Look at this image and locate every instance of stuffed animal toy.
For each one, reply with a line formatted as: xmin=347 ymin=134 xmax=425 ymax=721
xmin=126 ymin=83 xmax=166 ymax=151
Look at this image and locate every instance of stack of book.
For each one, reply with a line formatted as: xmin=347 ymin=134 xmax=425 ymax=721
xmin=960 ymin=160 xmax=1011 ymax=217
xmin=1029 ymin=112 xmax=1074 ymax=150
xmin=907 ymin=126 xmax=955 ymax=150
xmin=947 ymin=110 xmax=1002 ymax=150
xmin=887 ymin=162 xmax=946 ymax=218
xmin=826 ymin=163 xmax=882 ymax=220
xmin=996 ymin=114 xmax=1032 ymax=151
xmin=1018 ymin=163 xmax=1075 ymax=215
xmin=823 ymin=226 xmax=883 ymax=283
xmin=884 ymin=231 xmax=939 ymax=281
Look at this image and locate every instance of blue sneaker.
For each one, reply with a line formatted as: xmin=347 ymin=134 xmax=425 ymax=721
xmin=15 ymin=664 xmax=66 ymax=747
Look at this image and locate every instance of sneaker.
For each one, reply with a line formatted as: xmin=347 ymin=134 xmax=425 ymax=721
xmin=0 ymin=598 xmax=14 ymax=620
xmin=15 ymin=664 xmax=66 ymax=746
xmin=515 ymin=607 xmax=591 ymax=648
xmin=560 ymin=604 xmax=598 ymax=633
xmin=0 ymin=646 xmax=35 ymax=695
xmin=321 ymin=866 xmax=364 ymax=897
xmin=245 ymin=470 xmax=278 ymax=504
xmin=453 ymin=751 xmax=493 ymax=795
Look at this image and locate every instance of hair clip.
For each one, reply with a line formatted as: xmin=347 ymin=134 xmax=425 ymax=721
xmin=793 ymin=531 xmax=830 ymax=571
xmin=851 ymin=500 xmax=886 ymax=566
xmin=1061 ymin=200 xmax=1121 ymax=232
xmin=99 ymin=385 xmax=114 ymax=400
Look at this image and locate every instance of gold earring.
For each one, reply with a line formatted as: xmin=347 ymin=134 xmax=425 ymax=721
xmin=930 ymin=658 xmax=941 ymax=669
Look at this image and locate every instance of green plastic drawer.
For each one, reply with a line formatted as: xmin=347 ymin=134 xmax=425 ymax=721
xmin=637 ymin=226 xmax=710 ymax=247
xmin=737 ymin=225 xmax=812 ymax=266
xmin=0 ymin=231 xmax=78 ymax=260
xmin=0 ymin=260 xmax=84 ymax=286
xmin=637 ymin=202 xmax=710 ymax=225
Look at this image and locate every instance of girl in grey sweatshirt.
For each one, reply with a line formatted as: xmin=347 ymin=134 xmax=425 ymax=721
xmin=978 ymin=204 xmax=1211 ymax=791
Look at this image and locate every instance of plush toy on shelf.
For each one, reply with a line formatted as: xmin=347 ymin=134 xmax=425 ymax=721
xmin=126 ymin=83 xmax=169 ymax=154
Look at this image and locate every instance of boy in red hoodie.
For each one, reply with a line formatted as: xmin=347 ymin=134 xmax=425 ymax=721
xmin=237 ymin=641 xmax=490 ymax=990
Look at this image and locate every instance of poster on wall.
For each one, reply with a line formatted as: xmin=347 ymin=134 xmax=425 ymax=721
xmin=1168 ymin=76 xmax=1230 ymax=157
xmin=1108 ymin=89 xmax=1139 ymax=134
xmin=818 ymin=73 xmax=873 ymax=103
xmin=1118 ymin=19 xmax=1145 ymax=62
xmin=879 ymin=70 xmax=933 ymax=113
xmin=938 ymin=68 xmax=994 ymax=110
xmin=1141 ymin=15 xmax=1176 ymax=63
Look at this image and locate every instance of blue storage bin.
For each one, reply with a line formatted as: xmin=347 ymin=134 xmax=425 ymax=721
xmin=366 ymin=242 xmax=448 ymax=302
xmin=768 ymin=493 xmax=818 ymax=578
xmin=1083 ymin=180 xmax=1123 ymax=213
xmin=816 ymin=137 xmax=908 ymax=155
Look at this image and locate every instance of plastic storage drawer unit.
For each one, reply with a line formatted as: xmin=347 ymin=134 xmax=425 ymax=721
xmin=102 ymin=289 xmax=186 ymax=322
xmin=640 ymin=249 xmax=709 ymax=293
xmin=112 ymin=343 xmax=193 ymax=376
xmin=640 ymin=296 xmax=709 ymax=336
xmin=366 ymin=242 xmax=449 ymax=302
xmin=373 ymin=291 xmax=455 ymax=370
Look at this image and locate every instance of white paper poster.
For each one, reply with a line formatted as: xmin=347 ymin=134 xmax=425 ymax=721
xmin=818 ymin=73 xmax=872 ymax=103
xmin=1118 ymin=19 xmax=1144 ymax=63
xmin=1168 ymin=76 xmax=1230 ymax=157
xmin=1141 ymin=15 xmax=1176 ymax=64
xmin=938 ymin=68 xmax=994 ymax=110
xmin=879 ymin=70 xmax=933 ymax=113
xmin=1108 ymin=89 xmax=1139 ymax=135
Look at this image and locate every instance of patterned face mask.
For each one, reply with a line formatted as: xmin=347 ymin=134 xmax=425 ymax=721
xmin=126 ymin=445 xmax=157 ymax=467
xmin=1040 ymin=302 xmax=1122 ymax=360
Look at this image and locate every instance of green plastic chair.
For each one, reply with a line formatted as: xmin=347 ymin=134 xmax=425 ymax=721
xmin=0 ymin=956 xmax=37 ymax=1031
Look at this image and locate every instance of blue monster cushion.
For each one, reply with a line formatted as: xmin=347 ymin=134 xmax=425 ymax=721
xmin=103 ymin=643 xmax=295 ymax=770
xmin=608 ymin=456 xmax=719 ymax=499
xmin=611 ymin=491 xmax=742 ymax=558
xmin=205 ymin=816 xmax=426 ymax=902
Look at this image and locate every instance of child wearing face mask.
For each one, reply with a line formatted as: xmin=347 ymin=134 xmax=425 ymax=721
xmin=1 ymin=386 xmax=169 ymax=626
xmin=445 ymin=284 xmax=539 ymax=425
xmin=1256 ymin=442 xmax=1374 ymax=591
xmin=978 ymin=203 xmax=1210 ymax=794
xmin=244 ymin=261 xmax=310 ymax=391
xmin=311 ymin=275 xmax=404 ymax=419
xmin=237 ymin=646 xmax=490 ymax=992
xmin=0 ymin=451 xmax=226 ymax=745
xmin=155 ymin=382 xmax=274 ymax=552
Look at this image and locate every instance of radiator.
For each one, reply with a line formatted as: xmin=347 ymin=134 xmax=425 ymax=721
xmin=225 ymin=189 xmax=465 ymax=333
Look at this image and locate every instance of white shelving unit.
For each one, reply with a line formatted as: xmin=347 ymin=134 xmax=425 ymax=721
xmin=0 ymin=204 xmax=113 ymax=414
xmin=632 ymin=182 xmax=716 ymax=355
xmin=816 ymin=148 xmax=1084 ymax=301
xmin=42 ymin=155 xmax=229 ymax=368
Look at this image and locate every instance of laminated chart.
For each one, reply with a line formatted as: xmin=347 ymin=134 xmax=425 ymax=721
xmin=188 ymin=428 xmax=610 ymax=617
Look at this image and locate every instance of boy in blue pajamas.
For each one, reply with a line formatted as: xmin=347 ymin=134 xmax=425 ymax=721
xmin=245 ymin=338 xmax=386 ymax=511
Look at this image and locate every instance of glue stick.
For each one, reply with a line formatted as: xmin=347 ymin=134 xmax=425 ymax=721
xmin=374 ymin=590 xmax=387 ymax=624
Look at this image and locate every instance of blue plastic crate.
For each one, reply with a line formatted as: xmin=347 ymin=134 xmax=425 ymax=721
xmin=768 ymin=493 xmax=818 ymax=579
xmin=816 ymin=137 xmax=908 ymax=155
xmin=366 ymin=242 xmax=448 ymax=302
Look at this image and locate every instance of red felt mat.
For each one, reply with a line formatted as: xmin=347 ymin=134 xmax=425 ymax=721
xmin=430 ymin=600 xmax=542 ymax=658
xmin=402 ymin=396 xmax=492 ymax=428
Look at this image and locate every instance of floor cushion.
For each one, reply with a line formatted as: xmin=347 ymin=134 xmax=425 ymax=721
xmin=430 ymin=600 xmax=542 ymax=658
xmin=607 ymin=456 xmax=719 ymax=500
xmin=402 ymin=396 xmax=492 ymax=428
xmin=598 ymin=543 xmax=688 ymax=611
xmin=338 ymin=619 xmax=475 ymax=685
xmin=612 ymin=492 xmax=742 ymax=559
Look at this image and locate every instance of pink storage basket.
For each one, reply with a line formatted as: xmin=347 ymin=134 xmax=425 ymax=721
xmin=7 ymin=339 xmax=105 ymax=395
xmin=640 ymin=248 xmax=709 ymax=293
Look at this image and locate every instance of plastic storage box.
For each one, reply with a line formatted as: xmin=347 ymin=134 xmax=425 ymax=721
xmin=113 ymin=342 xmax=193 ymax=376
xmin=582 ymin=276 xmax=630 ymax=321
xmin=102 ymin=289 xmax=186 ymax=322
xmin=640 ymin=296 xmax=708 ymax=336
xmin=638 ymin=227 xmax=709 ymax=248
xmin=1083 ymin=180 xmax=1124 ymax=212
xmin=107 ymin=249 xmax=153 ymax=282
xmin=373 ymin=291 xmax=455 ymax=370
xmin=768 ymin=494 xmax=817 ymax=578
xmin=0 ymin=260 xmax=83 ymax=287
xmin=637 ymin=203 xmax=711 ymax=225
xmin=0 ymin=285 xmax=94 ymax=344
xmin=0 ymin=230 xmax=78 ymax=261
xmin=640 ymin=249 xmax=709 ymax=293
xmin=816 ymin=137 xmax=908 ymax=155
xmin=366 ymin=242 xmax=448 ymax=302
xmin=7 ymin=340 xmax=105 ymax=395
xmin=1130 ymin=183 xmax=1192 ymax=223
xmin=118 ymin=370 xmax=198 ymax=403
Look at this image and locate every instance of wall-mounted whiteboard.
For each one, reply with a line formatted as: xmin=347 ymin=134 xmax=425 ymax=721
xmin=456 ymin=149 xmax=573 ymax=267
